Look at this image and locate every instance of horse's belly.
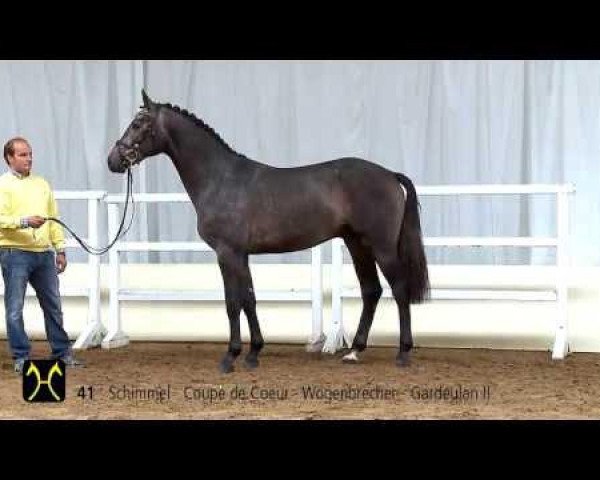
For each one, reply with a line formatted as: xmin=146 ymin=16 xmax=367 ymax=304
xmin=249 ymin=220 xmax=335 ymax=254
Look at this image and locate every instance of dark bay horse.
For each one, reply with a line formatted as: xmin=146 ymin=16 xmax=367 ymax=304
xmin=108 ymin=90 xmax=429 ymax=373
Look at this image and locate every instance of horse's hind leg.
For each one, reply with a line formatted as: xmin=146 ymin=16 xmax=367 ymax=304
xmin=216 ymin=248 xmax=252 ymax=373
xmin=341 ymin=234 xmax=382 ymax=364
xmin=371 ymin=246 xmax=413 ymax=367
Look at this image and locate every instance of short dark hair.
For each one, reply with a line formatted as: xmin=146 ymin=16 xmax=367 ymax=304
xmin=3 ymin=137 xmax=30 ymax=164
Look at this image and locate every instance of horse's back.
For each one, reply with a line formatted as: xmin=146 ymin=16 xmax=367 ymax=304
xmin=242 ymin=157 xmax=404 ymax=252
xmin=255 ymin=156 xmax=398 ymax=213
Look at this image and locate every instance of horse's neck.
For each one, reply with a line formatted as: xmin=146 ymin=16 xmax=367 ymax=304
xmin=164 ymin=123 xmax=251 ymax=201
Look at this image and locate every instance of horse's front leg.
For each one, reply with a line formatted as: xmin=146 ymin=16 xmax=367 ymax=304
xmin=240 ymin=258 xmax=264 ymax=370
xmin=216 ymin=248 xmax=247 ymax=374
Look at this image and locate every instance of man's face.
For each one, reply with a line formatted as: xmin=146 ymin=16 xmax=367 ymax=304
xmin=7 ymin=141 xmax=32 ymax=176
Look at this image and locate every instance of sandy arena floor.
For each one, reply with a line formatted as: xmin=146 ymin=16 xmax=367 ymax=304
xmin=0 ymin=340 xmax=598 ymax=419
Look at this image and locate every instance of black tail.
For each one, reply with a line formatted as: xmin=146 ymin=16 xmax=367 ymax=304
xmin=395 ymin=173 xmax=430 ymax=303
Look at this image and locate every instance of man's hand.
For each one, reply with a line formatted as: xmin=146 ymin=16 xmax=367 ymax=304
xmin=56 ymin=252 xmax=67 ymax=274
xmin=26 ymin=216 xmax=46 ymax=228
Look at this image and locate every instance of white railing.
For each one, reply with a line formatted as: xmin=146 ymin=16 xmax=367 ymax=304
xmin=2 ymin=185 xmax=573 ymax=357
xmin=0 ymin=191 xmax=106 ymax=349
xmin=101 ymin=193 xmax=324 ymax=349
xmin=58 ymin=191 xmax=107 ymax=349
xmin=326 ymin=184 xmax=575 ymax=360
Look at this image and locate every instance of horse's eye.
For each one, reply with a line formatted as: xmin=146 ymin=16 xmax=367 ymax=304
xmin=132 ymin=121 xmax=141 ymax=129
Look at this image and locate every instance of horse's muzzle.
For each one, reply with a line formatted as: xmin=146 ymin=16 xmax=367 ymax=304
xmin=107 ymin=146 xmax=127 ymax=173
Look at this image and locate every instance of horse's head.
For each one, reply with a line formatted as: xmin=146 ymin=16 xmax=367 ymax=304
xmin=108 ymin=89 xmax=163 ymax=173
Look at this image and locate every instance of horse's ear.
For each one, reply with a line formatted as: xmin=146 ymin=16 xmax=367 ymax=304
xmin=141 ymin=89 xmax=154 ymax=109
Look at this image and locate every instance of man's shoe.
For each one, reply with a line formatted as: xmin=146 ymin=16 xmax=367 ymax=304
xmin=60 ymin=355 xmax=85 ymax=368
xmin=14 ymin=358 xmax=27 ymax=374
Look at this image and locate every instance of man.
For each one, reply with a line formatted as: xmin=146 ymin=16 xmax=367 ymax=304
xmin=0 ymin=136 xmax=84 ymax=373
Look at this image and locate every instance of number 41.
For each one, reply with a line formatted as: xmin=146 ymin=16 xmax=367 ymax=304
xmin=77 ymin=385 xmax=94 ymax=400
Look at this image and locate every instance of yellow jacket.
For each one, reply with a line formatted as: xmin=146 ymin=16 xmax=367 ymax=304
xmin=0 ymin=171 xmax=65 ymax=252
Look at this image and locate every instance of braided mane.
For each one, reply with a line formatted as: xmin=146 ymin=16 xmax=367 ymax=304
xmin=158 ymin=102 xmax=247 ymax=159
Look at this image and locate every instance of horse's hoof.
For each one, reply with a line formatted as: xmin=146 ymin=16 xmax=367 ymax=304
xmin=342 ymin=350 xmax=359 ymax=364
xmin=219 ymin=361 xmax=235 ymax=374
xmin=244 ymin=356 xmax=259 ymax=370
xmin=396 ymin=353 xmax=411 ymax=368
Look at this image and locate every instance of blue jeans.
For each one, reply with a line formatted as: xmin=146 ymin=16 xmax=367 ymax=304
xmin=0 ymin=248 xmax=71 ymax=360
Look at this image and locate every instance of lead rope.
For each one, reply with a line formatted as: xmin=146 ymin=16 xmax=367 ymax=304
xmin=45 ymin=168 xmax=136 ymax=255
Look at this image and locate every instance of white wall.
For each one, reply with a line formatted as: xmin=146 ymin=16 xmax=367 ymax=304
xmin=1 ymin=262 xmax=599 ymax=354
xmin=4 ymin=60 xmax=600 ymax=267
